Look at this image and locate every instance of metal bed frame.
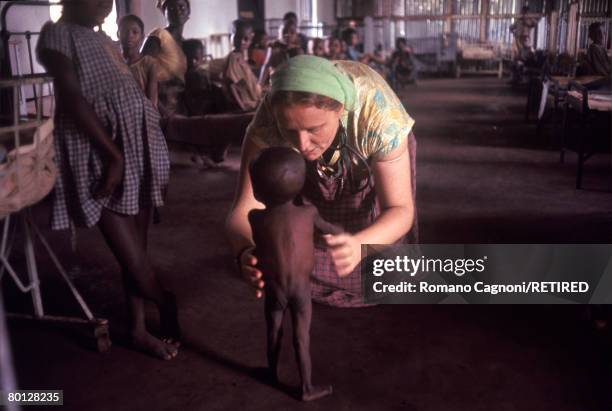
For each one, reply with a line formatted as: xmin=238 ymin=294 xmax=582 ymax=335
xmin=0 ymin=2 xmax=111 ymax=382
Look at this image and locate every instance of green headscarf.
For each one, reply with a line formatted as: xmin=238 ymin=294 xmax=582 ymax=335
xmin=270 ymin=55 xmax=357 ymax=112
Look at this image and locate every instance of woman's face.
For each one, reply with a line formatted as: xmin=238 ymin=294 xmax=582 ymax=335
xmin=275 ymin=104 xmax=343 ymax=161
xmin=119 ymin=21 xmax=144 ymax=51
xmin=165 ymin=0 xmax=190 ymax=26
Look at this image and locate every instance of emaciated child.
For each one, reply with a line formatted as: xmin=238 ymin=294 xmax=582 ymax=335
xmin=248 ymin=147 xmax=341 ymax=401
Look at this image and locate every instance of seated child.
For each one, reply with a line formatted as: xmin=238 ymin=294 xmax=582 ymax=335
xmin=310 ymin=38 xmax=326 ymax=58
xmin=585 ymin=22 xmax=611 ymax=78
xmin=182 ymin=39 xmax=216 ymax=116
xmin=389 ymin=37 xmax=417 ymax=86
xmin=248 ymin=147 xmax=340 ymax=402
xmin=118 ymin=15 xmax=159 ymax=108
xmin=326 ymin=37 xmax=346 ymax=60
xmin=183 ymin=38 xmax=205 ymax=71
xmin=224 ymin=20 xmax=262 ymax=112
xmin=249 ymin=29 xmax=269 ymax=75
xmin=181 ymin=38 xmax=228 ymax=166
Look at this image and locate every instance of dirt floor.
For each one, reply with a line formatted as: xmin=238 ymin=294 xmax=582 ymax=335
xmin=3 ymin=77 xmax=612 ymax=410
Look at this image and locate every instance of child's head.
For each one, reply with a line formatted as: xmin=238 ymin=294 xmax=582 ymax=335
xmin=62 ymin=0 xmax=114 ymax=27
xmin=395 ymin=37 xmax=407 ymax=51
xmin=232 ymin=20 xmax=254 ymax=52
xmin=589 ymin=22 xmax=604 ymax=45
xmin=311 ymin=38 xmax=326 ymax=57
xmin=250 ymin=147 xmax=306 ymax=206
xmin=281 ymin=22 xmax=299 ymax=46
xmin=283 ymin=11 xmax=299 ymax=26
xmin=252 ymin=29 xmax=269 ymax=49
xmin=342 ymin=28 xmax=359 ymax=47
xmin=328 ymin=37 xmax=343 ymax=56
xmin=182 ymin=39 xmax=204 ymax=69
xmin=118 ymin=15 xmax=145 ymax=53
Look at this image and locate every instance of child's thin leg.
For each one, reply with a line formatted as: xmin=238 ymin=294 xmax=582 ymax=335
xmin=98 ymin=208 xmax=177 ymax=360
xmin=290 ymin=296 xmax=332 ymax=401
xmin=265 ymin=294 xmax=285 ymax=382
xmin=122 ymin=208 xmax=150 ymax=340
xmin=134 ymin=207 xmax=180 ymax=345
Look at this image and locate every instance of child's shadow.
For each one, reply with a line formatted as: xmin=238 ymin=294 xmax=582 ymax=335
xmin=188 ymin=342 xmax=299 ymax=400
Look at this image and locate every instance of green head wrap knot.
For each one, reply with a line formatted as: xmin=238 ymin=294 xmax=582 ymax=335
xmin=270 ymin=55 xmax=357 ymax=112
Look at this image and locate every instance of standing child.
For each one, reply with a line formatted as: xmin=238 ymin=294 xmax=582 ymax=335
xmin=248 ymin=147 xmax=340 ymax=401
xmin=37 ymin=0 xmax=179 ymax=360
xmin=118 ymin=14 xmax=159 ymax=109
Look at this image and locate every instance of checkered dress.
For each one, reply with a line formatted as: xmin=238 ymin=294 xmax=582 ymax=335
xmin=303 ymin=133 xmax=418 ymax=307
xmin=37 ymin=21 xmax=170 ymax=230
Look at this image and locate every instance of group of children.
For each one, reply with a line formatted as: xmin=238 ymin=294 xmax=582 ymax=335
xmin=246 ymin=26 xmax=419 ymax=90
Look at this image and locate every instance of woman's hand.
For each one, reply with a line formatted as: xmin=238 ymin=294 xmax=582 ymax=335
xmin=238 ymin=246 xmax=265 ymax=298
xmin=323 ymin=233 xmax=362 ymax=277
xmin=94 ymin=152 xmax=124 ymax=199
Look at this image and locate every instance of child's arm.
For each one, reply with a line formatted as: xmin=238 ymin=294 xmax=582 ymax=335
xmin=141 ymin=36 xmax=162 ymax=58
xmin=312 ymin=207 xmax=343 ymax=235
xmin=39 ymin=49 xmax=124 ymax=199
xmin=146 ymin=60 xmax=159 ymax=109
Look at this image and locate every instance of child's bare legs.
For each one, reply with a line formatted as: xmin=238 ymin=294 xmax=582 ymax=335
xmin=264 ymin=296 xmax=285 ymax=382
xmin=133 ymin=208 xmax=181 ymax=346
xmin=290 ymin=296 xmax=332 ymax=401
xmin=98 ymin=208 xmax=179 ymax=360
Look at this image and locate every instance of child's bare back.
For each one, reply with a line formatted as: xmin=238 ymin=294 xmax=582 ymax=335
xmin=250 ymin=204 xmax=316 ymax=293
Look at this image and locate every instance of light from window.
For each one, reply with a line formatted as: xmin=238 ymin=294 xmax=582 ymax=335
xmin=49 ymin=0 xmax=118 ymax=40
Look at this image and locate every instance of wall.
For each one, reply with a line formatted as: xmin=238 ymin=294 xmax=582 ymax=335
xmin=317 ymin=0 xmax=335 ymax=26
xmin=264 ymin=0 xmax=299 ymax=20
xmin=135 ymin=0 xmax=238 ymax=57
xmin=264 ymin=0 xmax=333 ymax=24
xmin=136 ymin=0 xmax=238 ymax=39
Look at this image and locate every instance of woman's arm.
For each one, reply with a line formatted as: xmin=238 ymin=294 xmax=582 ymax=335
xmin=360 ymin=136 xmax=414 ymax=242
xmin=225 ymin=136 xmax=265 ymax=253
xmin=39 ymin=49 xmax=124 ymax=199
xmin=225 ymin=136 xmax=266 ymax=297
xmin=324 ymin=135 xmax=414 ymax=276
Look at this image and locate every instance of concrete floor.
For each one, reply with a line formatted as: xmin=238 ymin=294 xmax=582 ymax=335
xmin=4 ymin=78 xmax=612 ymax=410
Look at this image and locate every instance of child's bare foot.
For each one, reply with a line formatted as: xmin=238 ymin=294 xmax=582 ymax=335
xmin=160 ymin=292 xmax=181 ymax=347
xmin=131 ymin=330 xmax=178 ymax=360
xmin=302 ymin=385 xmax=333 ymax=402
